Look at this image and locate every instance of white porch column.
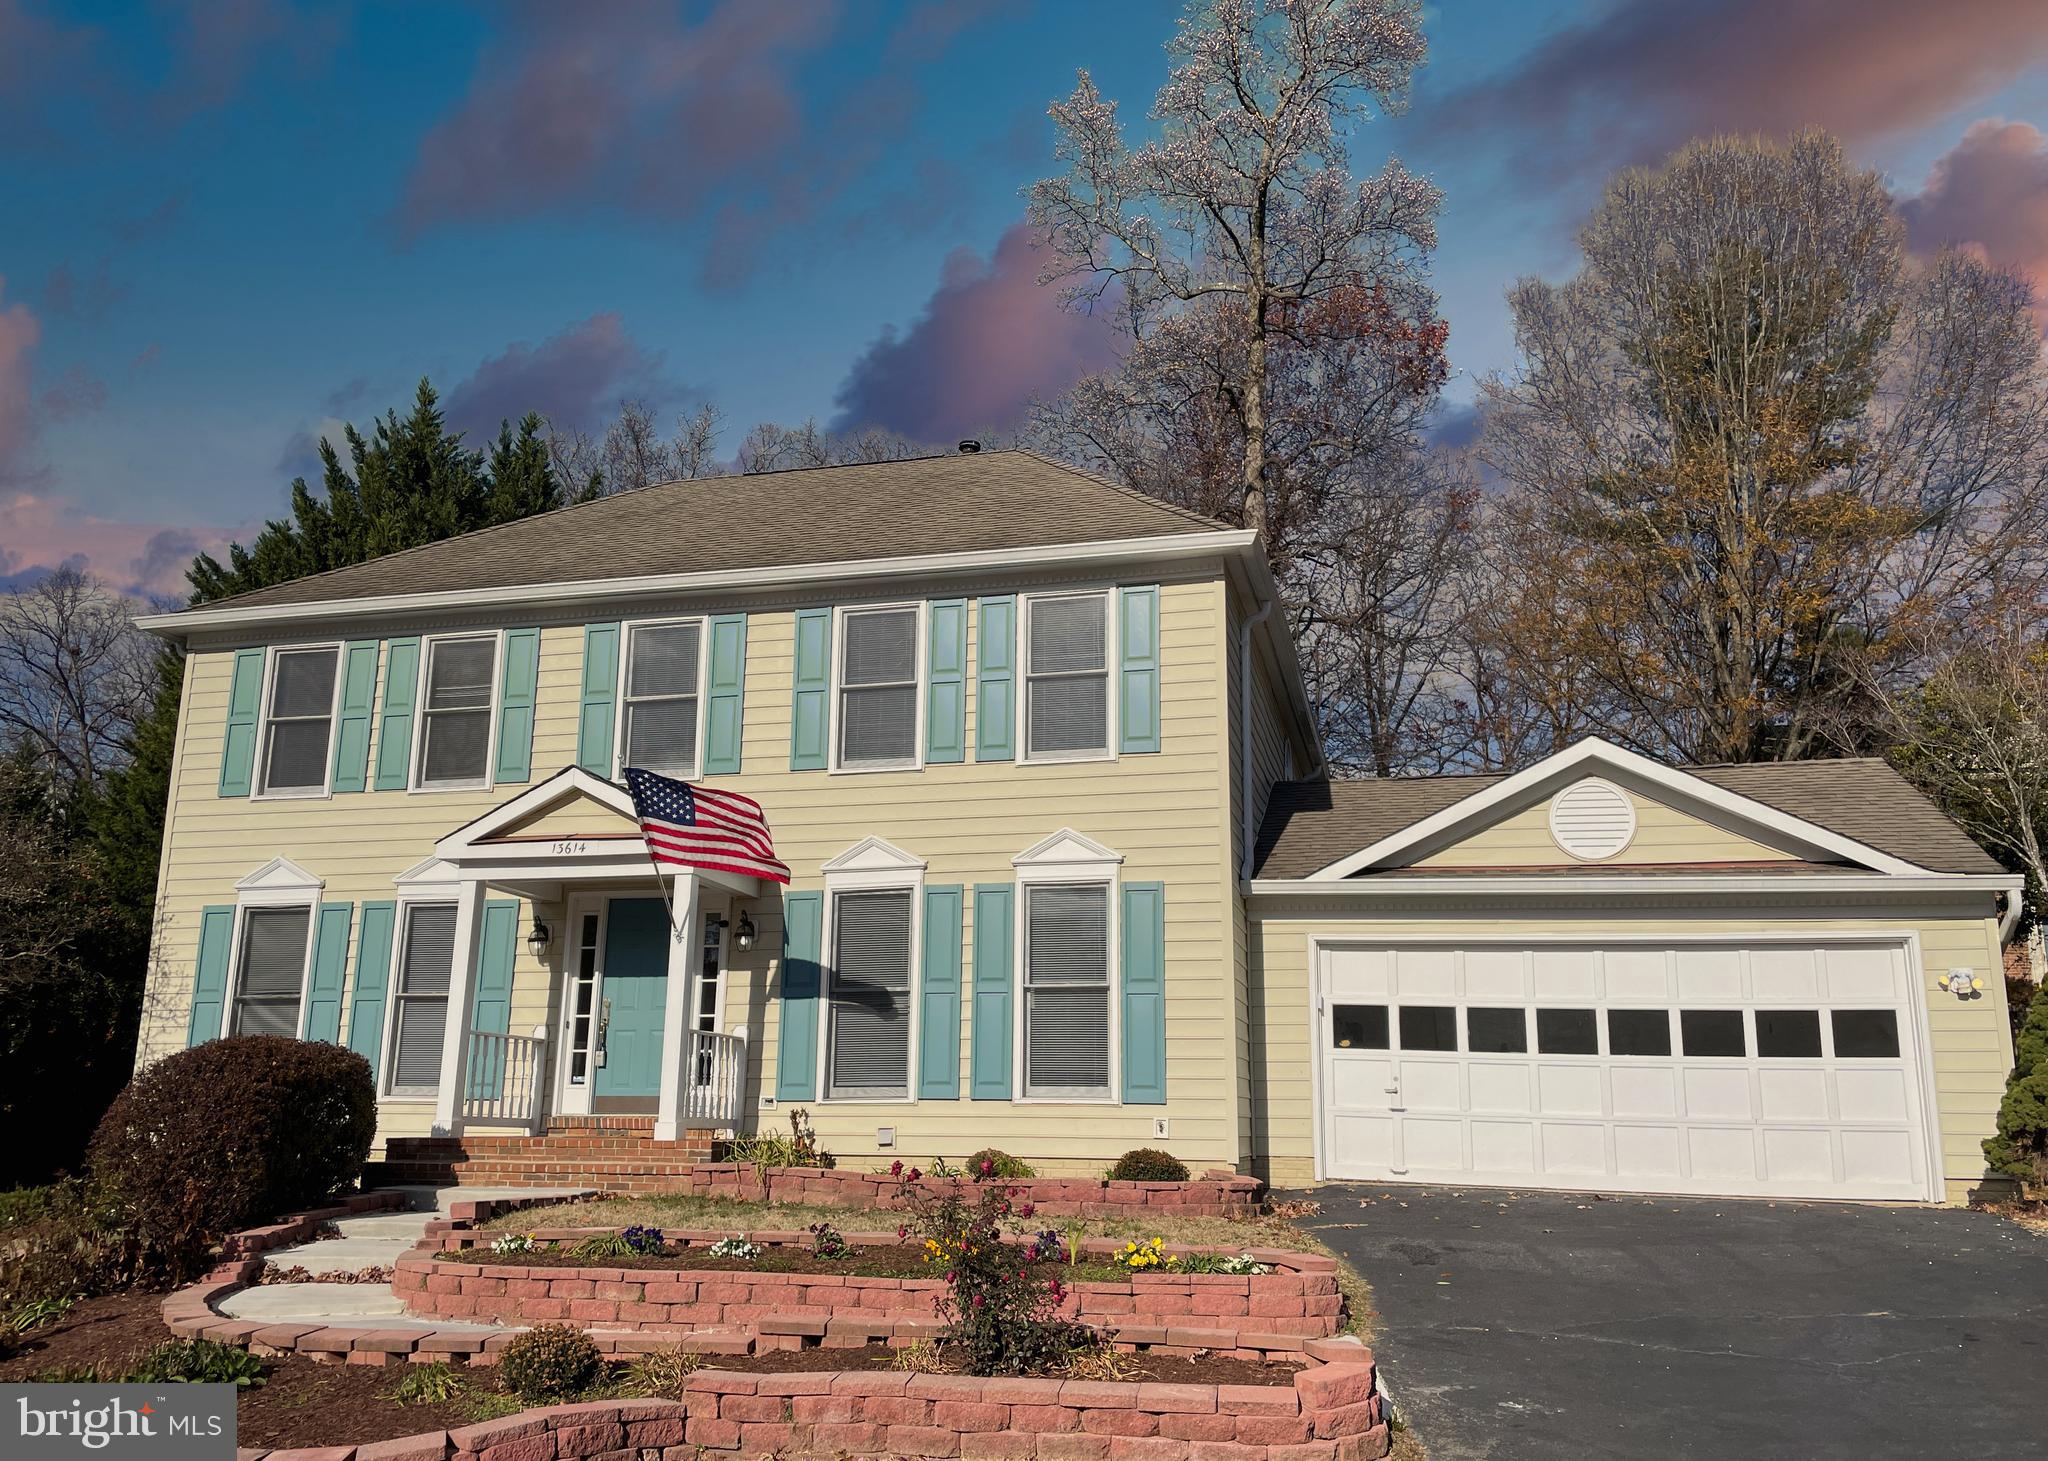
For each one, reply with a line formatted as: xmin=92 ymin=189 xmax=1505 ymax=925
xmin=432 ymin=876 xmax=491 ymax=1138
xmin=654 ymin=871 xmax=703 ymax=1142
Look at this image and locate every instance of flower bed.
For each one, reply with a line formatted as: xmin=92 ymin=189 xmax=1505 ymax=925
xmin=396 ymin=1227 xmax=1344 ymax=1337
xmin=224 ymin=1337 xmax=1389 ymax=1460
xmin=683 ymin=1162 xmax=1264 ymax=1216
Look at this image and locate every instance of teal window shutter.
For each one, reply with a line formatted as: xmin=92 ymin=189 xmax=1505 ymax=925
xmin=467 ymin=899 xmax=520 ymax=1101
xmin=218 ymin=648 xmax=266 ymax=796
xmin=703 ymin=613 xmax=748 ymax=775
xmin=329 ymin=641 xmax=380 ymax=793
xmin=577 ymin=623 xmax=621 ymax=776
xmin=776 ymin=891 xmax=824 ymax=1100
xmin=969 ymin=883 xmax=1014 ymax=1099
xmin=1119 ymin=881 xmax=1166 ymax=1104
xmin=917 ymin=885 xmax=964 ymax=1098
xmin=373 ymin=638 xmax=421 ymax=791
xmin=1118 ymin=586 xmax=1161 ymax=754
xmin=301 ymin=902 xmax=354 ymax=1043
xmin=789 ymin=609 xmax=832 ymax=771
xmin=187 ymin=905 xmax=236 ymax=1045
xmin=493 ymin=628 xmax=542 ymax=784
xmin=347 ymin=901 xmax=397 ymax=1081
xmin=925 ymin=600 xmax=966 ymax=765
xmin=974 ymin=597 xmax=1015 ymax=762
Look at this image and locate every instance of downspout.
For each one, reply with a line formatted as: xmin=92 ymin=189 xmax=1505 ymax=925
xmin=1239 ymin=597 xmax=1275 ymax=881
xmin=1998 ymin=887 xmax=2024 ymax=944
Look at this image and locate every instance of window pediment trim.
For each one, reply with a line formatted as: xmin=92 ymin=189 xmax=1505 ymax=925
xmin=1012 ymin=828 xmax=1122 ymax=881
xmin=822 ymin=835 xmax=928 ymax=879
xmin=235 ymin=856 xmax=324 ymax=902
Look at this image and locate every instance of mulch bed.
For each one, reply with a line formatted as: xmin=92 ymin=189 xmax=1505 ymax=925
xmin=2 ymin=1293 xmax=1304 ymax=1450
xmin=452 ymin=1243 xmax=1131 ymax=1284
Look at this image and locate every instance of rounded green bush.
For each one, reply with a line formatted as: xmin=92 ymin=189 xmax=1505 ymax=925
xmin=88 ymin=1035 xmax=375 ymax=1278
xmin=968 ymin=1149 xmax=1036 ymax=1181
xmin=1106 ymin=1148 xmax=1190 ymax=1182
xmin=499 ymin=1323 xmax=602 ymax=1401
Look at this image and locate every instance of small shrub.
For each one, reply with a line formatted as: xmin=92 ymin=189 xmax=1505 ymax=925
xmin=808 ymin=1221 xmax=849 ymax=1259
xmin=1062 ymin=1342 xmax=1138 ymax=1382
xmin=619 ymin=1224 xmax=666 ymax=1255
xmin=1106 ymin=1148 xmax=1189 ymax=1182
xmin=8 ymin=1294 xmax=75 ymax=1332
xmin=628 ymin=1344 xmax=701 ymax=1399
xmin=89 ymin=1036 xmax=375 ymax=1280
xmin=568 ymin=1232 xmax=635 ymax=1260
xmin=125 ymin=1338 xmax=267 ymax=1388
xmin=0 ymin=1184 xmax=140 ymax=1313
xmin=891 ymin=1339 xmax=948 ymax=1373
xmin=706 ymin=1235 xmax=761 ymax=1261
xmin=498 ymin=1323 xmax=601 ymax=1401
xmin=727 ymin=1106 xmax=837 ymax=1172
xmin=386 ymin=1361 xmax=465 ymax=1406
xmin=33 ymin=1364 xmax=106 ymax=1383
xmin=1986 ymin=978 xmax=2048 ymax=1187
xmin=968 ymin=1149 xmax=1035 ymax=1181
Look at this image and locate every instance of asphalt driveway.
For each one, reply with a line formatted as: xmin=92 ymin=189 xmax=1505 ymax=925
xmin=1284 ymin=1186 xmax=2048 ymax=1460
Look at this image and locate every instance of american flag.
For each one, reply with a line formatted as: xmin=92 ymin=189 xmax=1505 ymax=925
xmin=624 ymin=767 xmax=791 ymax=885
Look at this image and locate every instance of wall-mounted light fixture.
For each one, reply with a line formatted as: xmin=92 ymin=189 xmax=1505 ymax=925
xmin=734 ymin=909 xmax=757 ymax=952
xmin=526 ymin=917 xmax=552 ymax=961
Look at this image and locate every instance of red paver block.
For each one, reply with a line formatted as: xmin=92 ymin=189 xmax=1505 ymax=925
xmin=1236 ymin=1414 xmax=1316 ymax=1445
xmin=884 ymin=1424 xmax=964 ymax=1457
xmin=1313 ymin=1398 xmax=1384 ymax=1440
xmin=1010 ymin=1404 xmax=1081 ymax=1432
xmin=1080 ymin=1409 xmax=1159 ymax=1437
xmin=1296 ymin=1364 xmax=1373 ymax=1412
xmin=933 ymin=1401 xmax=1011 ymax=1433
xmin=1161 ymin=1412 xmax=1241 ymax=1442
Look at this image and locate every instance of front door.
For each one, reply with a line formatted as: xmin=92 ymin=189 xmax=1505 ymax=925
xmin=595 ymin=897 xmax=669 ymax=1100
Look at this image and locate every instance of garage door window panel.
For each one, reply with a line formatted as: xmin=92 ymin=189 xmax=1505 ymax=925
xmin=1398 ymin=1005 xmax=1457 ymax=1052
xmin=1536 ymin=1008 xmax=1598 ymax=1055
xmin=1756 ymin=1009 xmax=1823 ymax=1059
xmin=1332 ymin=1004 xmax=1388 ymax=1049
xmin=1831 ymin=1009 xmax=1900 ymax=1059
xmin=1466 ymin=1007 xmax=1527 ymax=1054
xmin=1681 ymin=1009 xmax=1747 ymax=1058
xmin=1607 ymin=1009 xmax=1672 ymax=1057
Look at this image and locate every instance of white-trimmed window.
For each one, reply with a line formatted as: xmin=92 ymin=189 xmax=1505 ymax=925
xmin=387 ymin=903 xmax=456 ymax=1095
xmin=414 ymin=634 xmax=498 ymax=788
xmin=230 ymin=906 xmax=313 ymax=1036
xmin=826 ymin=889 xmax=915 ymax=1099
xmin=619 ymin=619 xmax=705 ymax=776
xmin=1022 ymin=883 xmax=1112 ymax=1098
xmin=257 ymin=646 xmax=340 ymax=795
xmin=836 ymin=604 xmax=921 ymax=769
xmin=1023 ymin=592 xmax=1110 ymax=760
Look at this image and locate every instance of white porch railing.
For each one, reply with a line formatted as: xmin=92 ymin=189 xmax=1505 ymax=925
xmin=464 ymin=1027 xmax=548 ymax=1130
xmin=683 ymin=1030 xmax=745 ymax=1128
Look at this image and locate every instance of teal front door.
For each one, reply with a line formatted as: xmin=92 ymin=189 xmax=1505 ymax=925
xmin=596 ymin=897 xmax=670 ymax=1099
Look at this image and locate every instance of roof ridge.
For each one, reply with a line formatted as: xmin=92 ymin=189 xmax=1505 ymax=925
xmin=1008 ymin=448 xmax=1240 ymax=533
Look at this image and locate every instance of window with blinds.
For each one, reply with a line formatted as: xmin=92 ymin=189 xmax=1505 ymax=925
xmin=839 ymin=607 xmax=918 ymax=767
xmin=825 ymin=889 xmax=914 ymax=1099
xmin=622 ymin=621 xmax=702 ymax=775
xmin=230 ymin=906 xmax=312 ymax=1036
xmin=417 ymin=635 xmax=497 ymax=786
xmin=1023 ymin=883 xmax=1111 ymax=1098
xmin=258 ymin=647 xmax=339 ymax=794
xmin=389 ymin=904 xmax=457 ymax=1094
xmin=1025 ymin=594 xmax=1109 ymax=758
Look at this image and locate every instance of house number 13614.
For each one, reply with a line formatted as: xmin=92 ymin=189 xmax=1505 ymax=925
xmin=550 ymin=839 xmax=589 ymax=855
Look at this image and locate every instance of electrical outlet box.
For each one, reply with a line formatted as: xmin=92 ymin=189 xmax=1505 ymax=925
xmin=1152 ymin=1116 xmax=1170 ymax=1140
xmin=760 ymin=1095 xmax=777 ymax=1110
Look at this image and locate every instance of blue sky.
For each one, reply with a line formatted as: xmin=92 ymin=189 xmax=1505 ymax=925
xmin=3 ymin=0 xmax=2046 ymax=595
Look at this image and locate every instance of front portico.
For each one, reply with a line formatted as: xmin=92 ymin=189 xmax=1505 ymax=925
xmin=429 ymin=767 xmax=758 ymax=1141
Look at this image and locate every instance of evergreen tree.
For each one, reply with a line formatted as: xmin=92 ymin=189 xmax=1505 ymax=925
xmin=488 ymin=411 xmax=595 ymax=520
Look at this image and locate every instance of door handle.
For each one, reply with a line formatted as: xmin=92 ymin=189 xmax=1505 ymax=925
xmin=596 ymin=999 xmax=612 ymax=1068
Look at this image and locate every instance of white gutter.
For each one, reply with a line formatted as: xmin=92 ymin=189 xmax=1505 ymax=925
xmin=1238 ymin=596 xmax=1275 ymax=881
xmin=1246 ymin=874 xmax=2024 ymax=900
xmin=1998 ymin=889 xmax=2025 ymax=942
xmin=136 ymin=530 xmax=1261 ymax=638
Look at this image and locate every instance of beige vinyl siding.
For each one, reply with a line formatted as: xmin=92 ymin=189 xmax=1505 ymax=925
xmin=1411 ymin=787 xmax=1798 ymax=868
xmin=139 ymin=575 xmax=1246 ymax=1173
xmin=1248 ymin=903 xmax=2010 ymax=1203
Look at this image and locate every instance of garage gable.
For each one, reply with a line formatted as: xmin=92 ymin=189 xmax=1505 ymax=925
xmin=1310 ymin=740 xmax=1929 ymax=879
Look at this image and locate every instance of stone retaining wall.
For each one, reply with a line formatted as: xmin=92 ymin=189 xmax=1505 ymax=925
xmin=228 ymin=1339 xmax=1389 ymax=1460
xmin=217 ymin=1189 xmax=407 ymax=1258
xmin=398 ymin=1230 xmax=1343 ymax=1338
xmin=683 ymin=1164 xmax=1265 ymax=1216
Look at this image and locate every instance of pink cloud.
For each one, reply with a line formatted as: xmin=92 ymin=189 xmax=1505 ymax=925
xmin=443 ymin=312 xmax=697 ymax=439
xmin=830 ymin=221 xmax=1121 ymax=442
xmin=1899 ymin=119 xmax=2048 ymax=318
xmin=1429 ymin=0 xmax=2048 ymax=189
xmin=0 ymin=490 xmax=236 ymax=599
xmin=0 ymin=277 xmax=42 ymax=478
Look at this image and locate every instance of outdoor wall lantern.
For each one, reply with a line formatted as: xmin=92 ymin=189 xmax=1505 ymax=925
xmin=734 ymin=909 xmax=757 ymax=952
xmin=526 ymin=917 xmax=552 ymax=961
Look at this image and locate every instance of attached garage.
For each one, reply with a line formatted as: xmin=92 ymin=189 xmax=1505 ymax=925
xmin=1245 ymin=740 xmax=2023 ymax=1205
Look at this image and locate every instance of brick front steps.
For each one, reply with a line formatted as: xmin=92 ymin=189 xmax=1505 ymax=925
xmin=400 ymin=1229 xmax=1344 ymax=1338
xmin=371 ymin=1121 xmax=717 ymax=1191
xmin=228 ymin=1340 xmax=1389 ymax=1460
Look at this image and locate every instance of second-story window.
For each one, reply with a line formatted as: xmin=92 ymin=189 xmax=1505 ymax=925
xmin=622 ymin=620 xmax=703 ymax=776
xmin=838 ymin=605 xmax=919 ymax=769
xmin=258 ymin=646 xmax=339 ymax=795
xmin=1025 ymin=593 xmax=1110 ymax=759
xmin=416 ymin=635 xmax=497 ymax=788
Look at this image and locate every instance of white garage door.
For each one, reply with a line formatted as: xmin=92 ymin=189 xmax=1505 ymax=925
xmin=1315 ymin=941 xmax=1937 ymax=1202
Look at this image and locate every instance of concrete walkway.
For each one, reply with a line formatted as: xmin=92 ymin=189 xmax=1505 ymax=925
xmin=217 ymin=1186 xmax=581 ymax=1332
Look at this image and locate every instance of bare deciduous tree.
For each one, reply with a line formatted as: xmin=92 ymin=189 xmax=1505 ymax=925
xmin=1480 ymin=132 xmax=2048 ymax=764
xmin=0 ymin=568 xmax=158 ymax=791
xmin=734 ymin=418 xmax=930 ymax=474
xmin=547 ymin=402 xmax=729 ymax=494
xmin=1030 ymin=0 xmax=1440 ymax=544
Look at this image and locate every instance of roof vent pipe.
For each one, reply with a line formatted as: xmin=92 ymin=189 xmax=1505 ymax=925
xmin=957 ymin=439 xmax=981 ymax=453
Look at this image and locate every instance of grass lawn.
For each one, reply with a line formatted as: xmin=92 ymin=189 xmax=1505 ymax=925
xmin=487 ymin=1191 xmax=1380 ymax=1340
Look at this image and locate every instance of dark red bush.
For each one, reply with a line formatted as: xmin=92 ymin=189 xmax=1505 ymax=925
xmin=88 ymin=1036 xmax=375 ymax=1277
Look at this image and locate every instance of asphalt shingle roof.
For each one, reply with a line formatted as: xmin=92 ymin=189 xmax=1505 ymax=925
xmin=1250 ymin=758 xmax=2006 ymax=879
xmin=189 ymin=450 xmax=1230 ymax=613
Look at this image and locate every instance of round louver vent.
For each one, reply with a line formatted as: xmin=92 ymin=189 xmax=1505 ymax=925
xmin=1548 ymin=778 xmax=1636 ymax=860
